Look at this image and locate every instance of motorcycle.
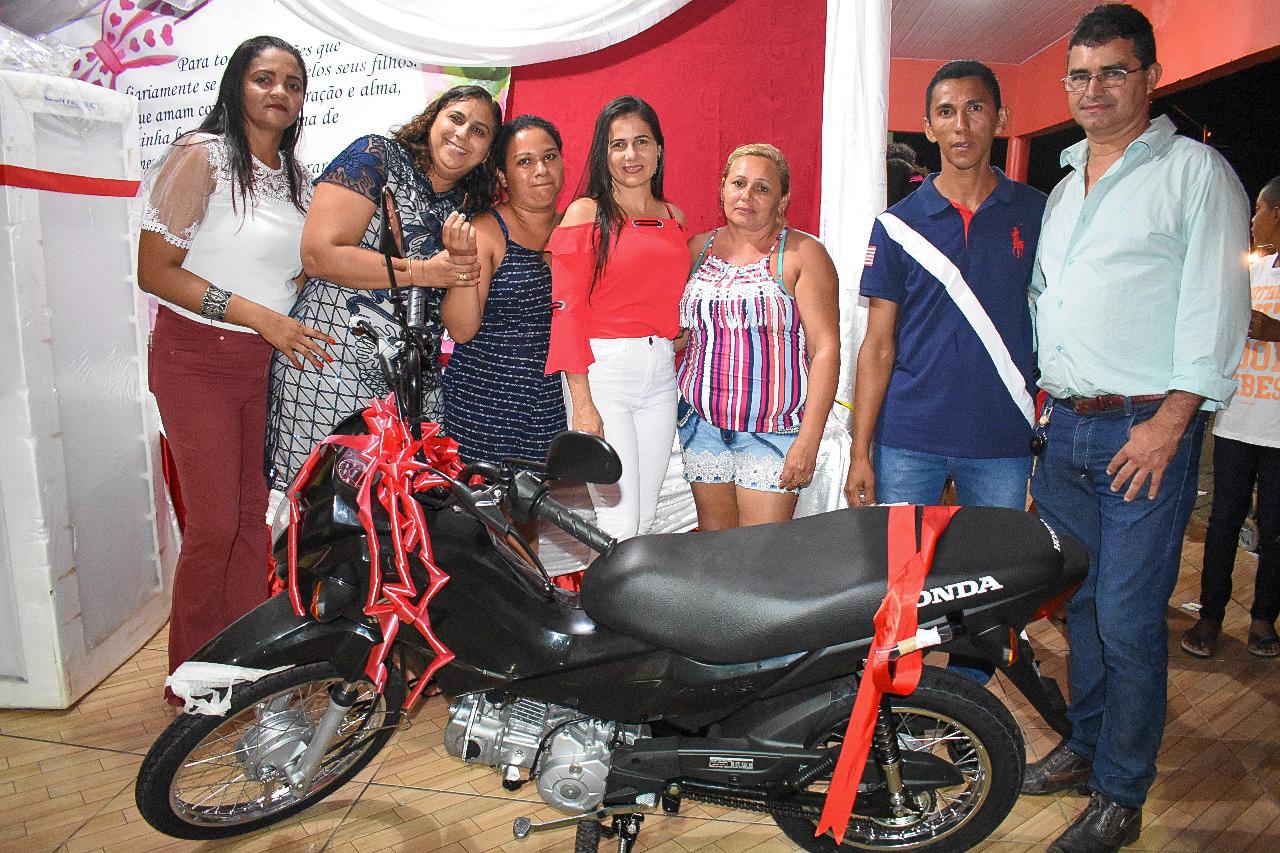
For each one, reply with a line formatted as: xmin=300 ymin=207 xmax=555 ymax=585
xmin=134 ymin=212 xmax=1088 ymax=851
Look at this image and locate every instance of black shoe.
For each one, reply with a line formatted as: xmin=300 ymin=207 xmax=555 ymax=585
xmin=1048 ymin=792 xmax=1141 ymax=852
xmin=1179 ymin=618 xmax=1220 ymax=658
xmin=1022 ymin=740 xmax=1091 ymax=795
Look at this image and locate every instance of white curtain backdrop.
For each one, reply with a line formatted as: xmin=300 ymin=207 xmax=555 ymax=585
xmin=821 ymin=0 xmax=888 ymax=426
xmin=794 ymin=0 xmax=888 ymax=515
xmin=276 ymin=0 xmax=691 ymax=66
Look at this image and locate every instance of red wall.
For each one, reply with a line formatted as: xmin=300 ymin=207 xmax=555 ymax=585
xmin=508 ymin=0 xmax=1276 ymax=218
xmin=507 ymin=0 xmax=827 ymax=235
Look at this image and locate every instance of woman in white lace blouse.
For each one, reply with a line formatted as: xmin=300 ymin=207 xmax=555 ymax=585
xmin=137 ymin=35 xmax=331 ymax=690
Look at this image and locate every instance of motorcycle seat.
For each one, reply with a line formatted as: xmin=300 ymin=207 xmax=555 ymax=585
xmin=579 ymin=505 xmax=1086 ymax=665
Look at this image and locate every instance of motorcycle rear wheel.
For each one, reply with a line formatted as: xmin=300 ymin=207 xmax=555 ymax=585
xmin=135 ymin=661 xmax=403 ymax=839
xmin=772 ymin=666 xmax=1024 ymax=852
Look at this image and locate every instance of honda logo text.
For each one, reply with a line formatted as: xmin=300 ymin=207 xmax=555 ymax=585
xmin=919 ymin=576 xmax=1004 ymax=606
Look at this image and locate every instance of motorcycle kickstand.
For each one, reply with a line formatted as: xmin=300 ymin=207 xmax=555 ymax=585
xmin=512 ymin=803 xmax=648 ymax=840
xmin=610 ymin=812 xmax=643 ymax=852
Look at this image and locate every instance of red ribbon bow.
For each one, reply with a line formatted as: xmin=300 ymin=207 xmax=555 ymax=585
xmin=815 ymin=503 xmax=960 ymax=840
xmin=286 ymin=395 xmax=464 ymax=706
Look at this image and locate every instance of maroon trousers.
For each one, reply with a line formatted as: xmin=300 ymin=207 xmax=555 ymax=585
xmin=150 ymin=307 xmax=273 ymax=674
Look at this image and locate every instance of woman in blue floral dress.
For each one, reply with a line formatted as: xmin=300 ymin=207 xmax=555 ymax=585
xmin=266 ymin=85 xmax=500 ymax=491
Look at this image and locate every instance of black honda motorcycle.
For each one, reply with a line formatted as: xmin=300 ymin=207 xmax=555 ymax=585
xmin=134 ymin=211 xmax=1087 ymax=851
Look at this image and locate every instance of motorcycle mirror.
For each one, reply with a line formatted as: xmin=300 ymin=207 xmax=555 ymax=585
xmin=545 ymin=431 xmax=622 ymax=484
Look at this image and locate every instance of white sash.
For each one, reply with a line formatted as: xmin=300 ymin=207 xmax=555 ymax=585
xmin=876 ymin=212 xmax=1036 ymax=427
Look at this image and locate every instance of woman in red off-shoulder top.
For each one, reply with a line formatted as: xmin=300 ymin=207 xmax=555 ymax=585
xmin=545 ymin=95 xmax=687 ymax=540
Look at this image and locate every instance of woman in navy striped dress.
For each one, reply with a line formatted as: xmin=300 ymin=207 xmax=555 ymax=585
xmin=442 ymin=115 xmax=567 ymax=465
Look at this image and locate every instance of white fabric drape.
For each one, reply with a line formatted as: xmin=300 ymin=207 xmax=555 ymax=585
xmin=821 ymin=0 xmax=888 ymax=420
xmin=800 ymin=0 xmax=888 ymax=515
xmin=275 ymin=0 xmax=691 ymax=66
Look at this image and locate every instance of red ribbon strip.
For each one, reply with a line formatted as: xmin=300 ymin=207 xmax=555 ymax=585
xmin=286 ymin=395 xmax=464 ymax=705
xmin=0 ymin=164 xmax=140 ymax=197
xmin=815 ymin=503 xmax=961 ymax=840
xmin=552 ymin=570 xmax=583 ymax=593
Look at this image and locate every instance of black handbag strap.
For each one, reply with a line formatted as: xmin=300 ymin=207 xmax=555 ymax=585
xmin=378 ymin=189 xmax=403 ymax=293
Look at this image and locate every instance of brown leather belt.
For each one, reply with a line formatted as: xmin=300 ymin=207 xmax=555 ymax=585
xmin=1062 ymin=394 xmax=1166 ymax=415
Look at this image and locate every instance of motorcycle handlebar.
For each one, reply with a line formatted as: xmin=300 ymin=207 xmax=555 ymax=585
xmin=405 ymin=286 xmax=426 ymax=331
xmin=534 ymin=492 xmax=614 ymax=556
xmin=447 ymin=467 xmax=613 ymax=556
xmin=502 ymin=469 xmax=614 ymax=556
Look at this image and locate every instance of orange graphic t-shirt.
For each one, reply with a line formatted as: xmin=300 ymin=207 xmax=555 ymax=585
xmin=1215 ymin=253 xmax=1280 ymax=449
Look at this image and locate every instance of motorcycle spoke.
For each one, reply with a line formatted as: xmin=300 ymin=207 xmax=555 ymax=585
xmin=184 ymin=742 xmax=257 ymax=768
xmin=168 ymin=677 xmax=390 ymax=825
xmin=768 ymin=703 xmax=995 ymax=848
xmin=188 ymin=773 xmax=249 ymax=810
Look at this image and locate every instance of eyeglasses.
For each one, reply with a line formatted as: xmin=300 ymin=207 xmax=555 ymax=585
xmin=1061 ymin=66 xmax=1147 ymax=92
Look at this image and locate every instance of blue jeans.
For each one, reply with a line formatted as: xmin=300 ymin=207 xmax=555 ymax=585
xmin=874 ymin=444 xmax=1031 ymax=683
xmin=1031 ymin=398 xmax=1207 ymax=808
xmin=873 ymin=444 xmax=1031 ymax=509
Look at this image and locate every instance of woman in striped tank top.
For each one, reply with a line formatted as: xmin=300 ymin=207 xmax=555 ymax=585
xmin=677 ymin=144 xmax=840 ymax=529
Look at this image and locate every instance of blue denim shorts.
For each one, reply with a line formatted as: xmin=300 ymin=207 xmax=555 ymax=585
xmin=677 ymin=401 xmax=798 ymax=493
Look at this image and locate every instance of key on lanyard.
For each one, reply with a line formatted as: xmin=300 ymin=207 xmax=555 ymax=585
xmin=1030 ymin=404 xmax=1051 ymax=476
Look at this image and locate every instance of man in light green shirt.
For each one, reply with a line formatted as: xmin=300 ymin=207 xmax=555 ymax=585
xmin=1033 ymin=112 xmax=1250 ymax=410
xmin=1020 ymin=5 xmax=1250 ymax=853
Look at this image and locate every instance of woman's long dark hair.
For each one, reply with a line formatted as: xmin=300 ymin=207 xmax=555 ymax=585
xmin=392 ymin=85 xmax=501 ymax=215
xmin=583 ymin=96 xmax=667 ymax=283
xmin=186 ymin=35 xmax=309 ymax=214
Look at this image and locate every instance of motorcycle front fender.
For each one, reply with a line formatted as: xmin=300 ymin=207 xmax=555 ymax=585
xmin=189 ymin=592 xmax=379 ymax=678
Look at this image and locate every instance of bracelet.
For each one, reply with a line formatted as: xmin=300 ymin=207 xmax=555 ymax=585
xmin=200 ymin=284 xmax=231 ymax=321
xmin=406 ymin=258 xmax=415 ymax=286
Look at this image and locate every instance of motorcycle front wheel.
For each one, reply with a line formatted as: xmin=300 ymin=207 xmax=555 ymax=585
xmin=772 ymin=666 xmax=1024 ymax=852
xmin=135 ymin=661 xmax=403 ymax=840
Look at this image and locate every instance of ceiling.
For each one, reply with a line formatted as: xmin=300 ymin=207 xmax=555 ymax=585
xmin=891 ymin=0 xmax=1103 ymax=64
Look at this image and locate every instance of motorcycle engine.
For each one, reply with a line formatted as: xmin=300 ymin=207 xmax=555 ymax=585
xmin=444 ymin=694 xmax=643 ymax=812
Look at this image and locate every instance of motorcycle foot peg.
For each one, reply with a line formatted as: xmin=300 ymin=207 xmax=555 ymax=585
xmin=512 ymin=816 xmax=532 ymax=839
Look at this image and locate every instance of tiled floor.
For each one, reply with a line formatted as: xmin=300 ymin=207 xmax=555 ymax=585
xmin=2 ymin=532 xmax=1278 ymax=852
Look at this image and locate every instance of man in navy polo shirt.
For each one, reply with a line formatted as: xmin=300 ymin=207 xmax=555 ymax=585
xmin=846 ymin=60 xmax=1046 ymax=517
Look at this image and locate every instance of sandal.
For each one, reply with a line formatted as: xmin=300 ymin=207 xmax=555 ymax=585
xmin=1180 ymin=619 xmax=1220 ymax=658
xmin=1247 ymin=631 xmax=1280 ymax=658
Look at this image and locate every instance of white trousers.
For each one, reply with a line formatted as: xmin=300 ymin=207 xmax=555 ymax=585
xmin=569 ymin=336 xmax=677 ymax=540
